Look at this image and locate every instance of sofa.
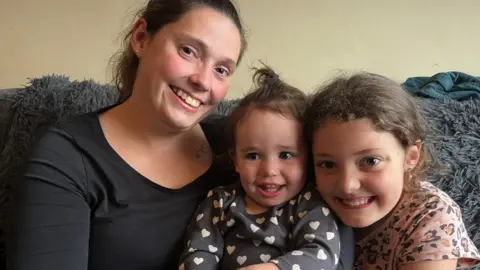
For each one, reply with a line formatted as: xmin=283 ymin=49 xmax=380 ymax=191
xmin=0 ymin=75 xmax=479 ymax=268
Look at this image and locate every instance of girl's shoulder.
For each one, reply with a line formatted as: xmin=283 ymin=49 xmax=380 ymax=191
xmin=355 ymin=181 xmax=480 ymax=269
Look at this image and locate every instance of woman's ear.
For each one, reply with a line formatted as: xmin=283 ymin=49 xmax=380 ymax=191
xmin=404 ymin=141 xmax=422 ymax=170
xmin=130 ymin=18 xmax=150 ymax=57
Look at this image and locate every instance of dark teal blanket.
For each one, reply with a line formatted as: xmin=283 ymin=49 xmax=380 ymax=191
xmin=402 ymin=72 xmax=480 ymax=100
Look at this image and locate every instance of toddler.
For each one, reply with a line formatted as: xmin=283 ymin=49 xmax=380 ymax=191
xmin=179 ymin=66 xmax=343 ymax=270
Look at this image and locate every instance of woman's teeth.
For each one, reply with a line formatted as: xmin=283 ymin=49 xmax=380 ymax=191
xmin=340 ymin=197 xmax=373 ymax=206
xmin=172 ymin=87 xmax=200 ymax=108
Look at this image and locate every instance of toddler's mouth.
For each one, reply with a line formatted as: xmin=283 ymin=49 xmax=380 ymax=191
xmin=258 ymin=184 xmax=285 ymax=197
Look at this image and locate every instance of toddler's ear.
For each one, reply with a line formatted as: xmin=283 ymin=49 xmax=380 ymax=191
xmin=229 ymin=149 xmax=239 ymax=172
xmin=404 ymin=141 xmax=422 ymax=170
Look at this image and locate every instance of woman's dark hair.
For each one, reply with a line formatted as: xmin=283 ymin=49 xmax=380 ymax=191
xmin=110 ymin=0 xmax=247 ymax=100
xmin=304 ymin=72 xmax=428 ymax=189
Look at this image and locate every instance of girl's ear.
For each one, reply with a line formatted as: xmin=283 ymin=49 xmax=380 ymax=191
xmin=404 ymin=141 xmax=422 ymax=170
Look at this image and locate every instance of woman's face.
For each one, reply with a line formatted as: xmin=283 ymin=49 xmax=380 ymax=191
xmin=131 ymin=7 xmax=242 ymax=131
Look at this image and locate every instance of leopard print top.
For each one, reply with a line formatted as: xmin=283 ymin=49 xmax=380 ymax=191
xmin=354 ymin=181 xmax=480 ymax=270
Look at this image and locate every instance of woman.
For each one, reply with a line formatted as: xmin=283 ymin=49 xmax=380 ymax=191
xmin=7 ymin=1 xmax=245 ymax=269
xmin=7 ymin=1 xmax=353 ymax=269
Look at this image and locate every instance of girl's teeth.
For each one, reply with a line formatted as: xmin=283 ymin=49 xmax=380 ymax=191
xmin=341 ymin=197 xmax=371 ymax=206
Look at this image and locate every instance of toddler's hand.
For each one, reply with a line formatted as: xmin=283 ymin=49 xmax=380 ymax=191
xmin=237 ymin=262 xmax=279 ymax=270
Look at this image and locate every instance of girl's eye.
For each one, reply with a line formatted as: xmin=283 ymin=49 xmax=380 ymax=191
xmin=279 ymin=152 xmax=293 ymax=160
xmin=317 ymin=161 xmax=336 ymax=169
xmin=245 ymin=153 xmax=259 ymax=160
xmin=215 ymin=67 xmax=230 ymax=77
xmin=360 ymin=157 xmax=381 ymax=167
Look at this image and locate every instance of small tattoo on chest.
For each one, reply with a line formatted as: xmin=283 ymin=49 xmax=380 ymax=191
xmin=195 ymin=143 xmax=212 ymax=159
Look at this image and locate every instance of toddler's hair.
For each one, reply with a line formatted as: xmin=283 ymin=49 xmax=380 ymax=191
xmin=227 ymin=64 xmax=307 ymax=152
xmin=304 ymin=72 xmax=428 ymax=189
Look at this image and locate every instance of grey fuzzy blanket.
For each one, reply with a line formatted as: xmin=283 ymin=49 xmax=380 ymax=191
xmin=0 ymin=76 xmax=479 ymax=266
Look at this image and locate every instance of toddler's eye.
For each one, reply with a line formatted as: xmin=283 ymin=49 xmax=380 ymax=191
xmin=360 ymin=157 xmax=381 ymax=167
xmin=279 ymin=152 xmax=293 ymax=160
xmin=245 ymin=153 xmax=259 ymax=160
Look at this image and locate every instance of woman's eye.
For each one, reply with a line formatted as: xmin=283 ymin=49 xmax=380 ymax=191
xmin=360 ymin=157 xmax=381 ymax=167
xmin=317 ymin=161 xmax=336 ymax=169
xmin=245 ymin=153 xmax=259 ymax=160
xmin=181 ymin=46 xmax=196 ymax=57
xmin=215 ymin=67 xmax=230 ymax=77
xmin=279 ymin=152 xmax=293 ymax=160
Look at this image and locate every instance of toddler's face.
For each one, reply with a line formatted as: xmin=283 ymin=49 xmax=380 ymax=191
xmin=312 ymin=118 xmax=420 ymax=229
xmin=233 ymin=109 xmax=307 ymax=211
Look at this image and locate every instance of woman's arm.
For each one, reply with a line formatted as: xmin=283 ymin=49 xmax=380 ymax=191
xmin=6 ymin=128 xmax=90 ymax=270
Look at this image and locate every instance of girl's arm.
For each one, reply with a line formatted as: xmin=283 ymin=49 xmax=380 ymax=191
xmin=399 ymin=259 xmax=458 ymax=270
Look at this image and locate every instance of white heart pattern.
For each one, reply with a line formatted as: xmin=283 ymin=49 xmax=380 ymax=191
xmin=304 ymin=191 xmax=311 ymax=200
xmin=276 ymin=209 xmax=283 ymax=216
xmin=335 ymin=254 xmax=339 ymax=265
xmin=309 ymin=221 xmax=320 ymax=230
xmin=208 ymin=245 xmax=218 ymax=252
xmin=290 ymin=216 xmax=294 ymax=223
xmin=327 ymin=232 xmax=335 ymax=240
xmin=256 ymin=217 xmax=265 ymax=224
xmin=227 ymin=245 xmax=236 ymax=254
xmin=250 ymin=224 xmax=260 ymax=233
xmin=270 ymin=217 xmax=278 ymax=225
xmin=237 ymin=256 xmax=247 ymax=265
xmin=201 ymin=229 xmax=210 ymax=238
xmin=215 ymin=255 xmax=219 ymax=262
xmin=253 ymin=240 xmax=262 ymax=247
xmin=291 ymin=250 xmax=303 ymax=256
xmin=193 ymin=257 xmax=204 ymax=265
xmin=260 ymin=254 xmax=271 ymax=263
xmin=231 ymin=202 xmax=237 ymax=207
xmin=292 ymin=264 xmax=301 ymax=270
xmin=317 ymin=249 xmax=327 ymax=260
xmin=213 ymin=199 xmax=223 ymax=208
xmin=304 ymin=234 xmax=315 ymax=242
xmin=322 ymin=207 xmax=330 ymax=216
xmin=264 ymin=236 xmax=275 ymax=244
xmin=207 ymin=190 xmax=213 ymax=197
xmin=289 ymin=199 xmax=296 ymax=205
xmin=188 ymin=247 xmax=196 ymax=252
xmin=212 ymin=216 xmax=219 ymax=225
xmin=227 ymin=219 xmax=235 ymax=227
xmin=196 ymin=213 xmax=204 ymax=221
xmin=298 ymin=211 xmax=307 ymax=219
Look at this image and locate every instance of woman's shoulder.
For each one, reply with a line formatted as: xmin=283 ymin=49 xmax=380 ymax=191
xmin=200 ymin=114 xmax=228 ymax=154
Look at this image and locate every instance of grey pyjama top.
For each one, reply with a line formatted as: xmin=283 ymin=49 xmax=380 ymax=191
xmin=179 ymin=182 xmax=341 ymax=270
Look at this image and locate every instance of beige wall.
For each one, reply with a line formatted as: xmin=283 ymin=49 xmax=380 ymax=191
xmin=1 ymin=0 xmax=479 ymax=98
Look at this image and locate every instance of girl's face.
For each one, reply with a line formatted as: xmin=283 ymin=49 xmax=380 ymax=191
xmin=233 ymin=109 xmax=307 ymax=212
xmin=130 ymin=7 xmax=242 ymax=131
xmin=312 ymin=118 xmax=420 ymax=229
